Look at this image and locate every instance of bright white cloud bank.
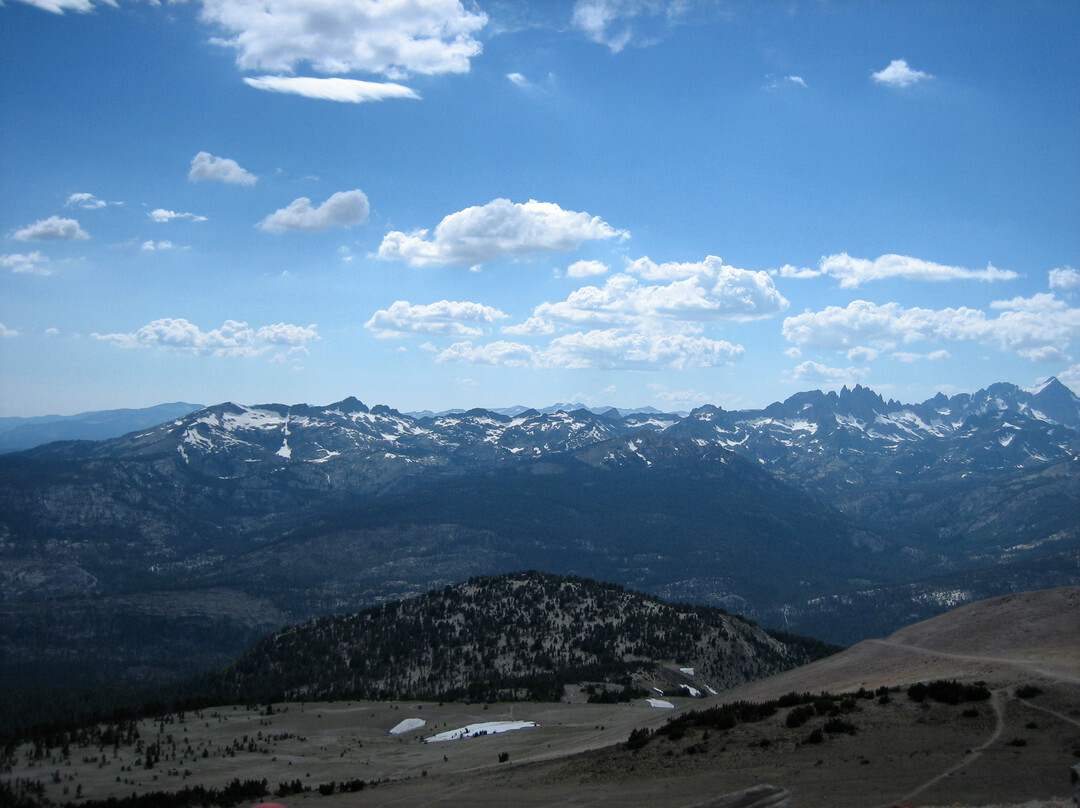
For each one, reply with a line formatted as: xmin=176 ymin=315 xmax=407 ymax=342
xmin=243 ymin=76 xmax=420 ymax=103
xmin=540 ymin=330 xmax=744 ymax=370
xmin=200 ymin=0 xmax=488 ymax=78
xmin=418 ymin=256 xmax=783 ymax=371
xmin=378 ymin=199 xmax=629 ymax=268
xmin=779 ymin=253 xmax=1016 ymax=287
xmin=365 ymin=300 xmax=508 ymax=338
xmin=93 ymin=318 xmax=320 ymax=357
xmin=258 ymin=190 xmax=370 ymax=232
xmin=188 ymin=151 xmax=257 ymax=185
xmin=872 ymin=59 xmax=933 ymax=87
xmin=437 ymin=333 xmax=742 ymax=372
xmin=532 ymin=256 xmax=787 ymax=328
xmin=12 ymin=216 xmax=89 ymax=241
xmin=783 ymin=295 xmax=1080 ymax=363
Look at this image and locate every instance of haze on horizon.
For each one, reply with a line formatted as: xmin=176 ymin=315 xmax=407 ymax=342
xmin=1 ymin=0 xmax=1078 ymax=418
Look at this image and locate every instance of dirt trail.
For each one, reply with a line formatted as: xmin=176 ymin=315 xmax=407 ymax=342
xmin=1016 ymin=697 xmax=1080 ymax=728
xmin=868 ymin=633 xmax=1080 ymax=808
xmin=876 ymin=687 xmax=1006 ymax=807
xmin=868 ymin=638 xmax=1080 ymax=685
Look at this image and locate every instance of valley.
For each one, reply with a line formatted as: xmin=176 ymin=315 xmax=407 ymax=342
xmin=1 ymin=379 xmax=1078 ymax=694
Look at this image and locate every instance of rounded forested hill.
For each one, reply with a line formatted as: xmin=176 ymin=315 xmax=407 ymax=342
xmin=210 ymin=571 xmax=835 ymax=704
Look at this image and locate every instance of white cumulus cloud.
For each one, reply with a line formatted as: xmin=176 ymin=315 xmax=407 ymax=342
xmin=566 ymin=259 xmax=609 ymax=278
xmin=1049 ymin=266 xmax=1080 ymax=290
xmin=534 ymin=256 xmax=787 ymax=328
xmin=12 ymin=216 xmax=89 ymax=241
xmin=1 ymin=252 xmax=52 ymax=275
xmin=378 ymin=198 xmax=628 ymax=268
xmin=872 ymin=59 xmax=933 ymax=88
xmin=782 ymin=253 xmax=1016 ymax=287
xmin=243 ymin=76 xmax=420 ymax=103
xmin=258 ymin=189 xmax=370 ymax=232
xmin=92 ymin=318 xmax=319 ymax=358
xmin=365 ymin=300 xmax=508 ymax=338
xmin=200 ymin=0 xmax=487 ymax=79
xmin=188 ymin=151 xmax=257 ymax=185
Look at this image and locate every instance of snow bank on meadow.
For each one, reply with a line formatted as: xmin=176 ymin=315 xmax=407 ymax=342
xmin=424 ymin=721 xmax=538 ymax=743
xmin=388 ymin=718 xmax=427 ymax=735
xmin=646 ymin=698 xmax=674 ymax=709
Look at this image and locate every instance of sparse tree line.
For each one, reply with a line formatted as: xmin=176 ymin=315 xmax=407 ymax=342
xmin=209 ymin=572 xmax=826 ymax=705
xmin=624 ymin=679 xmax=1000 ymax=754
xmin=0 ymin=573 xmax=833 ymax=752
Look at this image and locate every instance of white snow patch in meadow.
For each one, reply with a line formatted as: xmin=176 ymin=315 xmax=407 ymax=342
xmin=705 ymin=685 xmax=718 ymax=696
xmin=653 ymin=687 xmax=665 ymax=696
xmin=424 ymin=721 xmax=538 ymax=743
xmin=276 ymin=439 xmax=291 ymax=459
xmin=647 ymin=699 xmax=674 ymax=709
xmin=388 ymin=718 xmax=426 ymax=735
xmin=680 ymin=667 xmax=695 ymax=676
xmin=679 ymin=684 xmax=702 ymax=698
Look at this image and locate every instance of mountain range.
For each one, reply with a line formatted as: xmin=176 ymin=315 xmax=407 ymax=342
xmin=0 ymin=379 xmax=1077 ymax=692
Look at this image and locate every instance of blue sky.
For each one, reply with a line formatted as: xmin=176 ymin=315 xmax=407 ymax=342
xmin=2 ymin=0 xmax=1078 ymax=416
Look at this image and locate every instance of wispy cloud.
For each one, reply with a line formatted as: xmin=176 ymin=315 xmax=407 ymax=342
xmin=65 ymin=192 xmax=112 ymax=209
xmin=93 ymin=317 xmax=319 ymax=357
xmin=778 ymin=253 xmax=1016 ymax=287
xmin=1 ymin=251 xmax=52 ymax=275
xmin=10 ymin=0 xmax=96 ymax=13
xmin=788 ymin=360 xmax=868 ymax=388
xmin=571 ymin=0 xmax=695 ymax=53
xmin=243 ymin=76 xmax=420 ymax=104
xmin=149 ymin=209 xmax=208 ymax=224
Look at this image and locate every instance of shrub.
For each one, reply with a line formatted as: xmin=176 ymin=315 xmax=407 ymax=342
xmin=785 ymin=705 xmax=815 ymax=729
xmin=822 ymin=718 xmax=857 ymax=735
xmin=1015 ymin=685 xmax=1042 ymax=699
xmin=626 ymin=727 xmax=651 ymax=751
